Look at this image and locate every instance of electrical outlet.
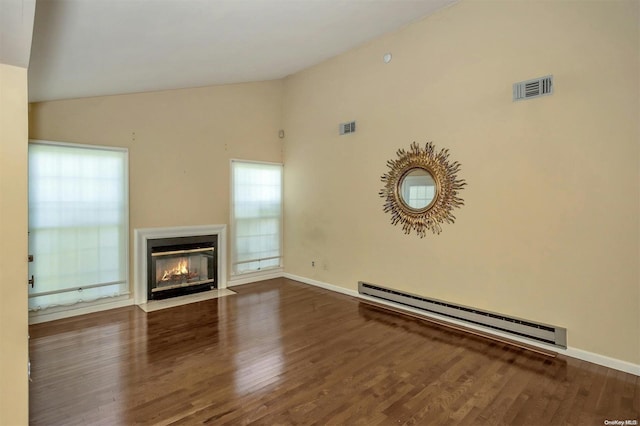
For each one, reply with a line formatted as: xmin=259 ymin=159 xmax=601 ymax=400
xmin=311 ymin=261 xmax=315 ymax=267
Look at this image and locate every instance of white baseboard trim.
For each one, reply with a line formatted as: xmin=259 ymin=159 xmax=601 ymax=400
xmin=562 ymin=347 xmax=640 ymax=376
xmin=284 ymin=273 xmax=640 ymax=377
xmin=29 ymin=297 xmax=134 ymax=325
xmin=283 ymin=273 xmax=359 ymax=298
xmin=228 ymin=269 xmax=285 ymax=287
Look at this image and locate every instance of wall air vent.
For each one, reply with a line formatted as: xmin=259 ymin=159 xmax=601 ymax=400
xmin=513 ymin=75 xmax=553 ymax=101
xmin=339 ymin=121 xmax=356 ymax=135
xmin=358 ymin=281 xmax=567 ymax=348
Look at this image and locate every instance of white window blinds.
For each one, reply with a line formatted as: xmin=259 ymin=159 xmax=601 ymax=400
xmin=231 ymin=160 xmax=283 ymax=274
xmin=28 ymin=142 xmax=129 ymax=311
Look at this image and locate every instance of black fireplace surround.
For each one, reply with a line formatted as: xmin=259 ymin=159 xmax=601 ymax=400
xmin=147 ymin=234 xmax=218 ymax=301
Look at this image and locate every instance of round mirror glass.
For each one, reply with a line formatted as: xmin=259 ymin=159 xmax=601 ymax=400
xmin=399 ymin=168 xmax=437 ymax=210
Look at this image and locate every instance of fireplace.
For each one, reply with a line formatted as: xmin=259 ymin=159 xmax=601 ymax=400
xmin=147 ymin=235 xmax=217 ymax=300
xmin=134 ymin=225 xmax=227 ymax=306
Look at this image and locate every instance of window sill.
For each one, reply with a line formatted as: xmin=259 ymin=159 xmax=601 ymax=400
xmin=28 ymin=294 xmax=133 ymax=324
xmin=228 ymin=268 xmax=284 ymax=287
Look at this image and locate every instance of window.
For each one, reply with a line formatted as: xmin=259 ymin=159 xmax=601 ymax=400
xmin=231 ymin=160 xmax=283 ymax=275
xmin=28 ymin=142 xmax=129 ymax=311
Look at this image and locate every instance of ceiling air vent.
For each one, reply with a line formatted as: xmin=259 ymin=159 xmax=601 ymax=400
xmin=513 ymin=75 xmax=553 ymax=101
xmin=339 ymin=121 xmax=356 ymax=135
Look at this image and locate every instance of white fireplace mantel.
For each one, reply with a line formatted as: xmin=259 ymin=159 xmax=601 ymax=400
xmin=134 ymin=224 xmax=227 ymax=305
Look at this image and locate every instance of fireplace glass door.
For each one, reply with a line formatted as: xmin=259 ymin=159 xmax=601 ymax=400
xmin=150 ymin=246 xmax=215 ymax=299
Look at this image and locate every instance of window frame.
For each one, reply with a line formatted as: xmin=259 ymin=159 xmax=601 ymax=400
xmin=28 ymin=139 xmax=130 ymax=311
xmin=229 ymin=159 xmax=284 ymax=277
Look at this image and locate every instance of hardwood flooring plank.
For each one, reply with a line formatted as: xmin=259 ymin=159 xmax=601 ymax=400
xmin=29 ymin=278 xmax=639 ymax=425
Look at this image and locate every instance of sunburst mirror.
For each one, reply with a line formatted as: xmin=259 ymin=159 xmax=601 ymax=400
xmin=379 ymin=141 xmax=466 ymax=237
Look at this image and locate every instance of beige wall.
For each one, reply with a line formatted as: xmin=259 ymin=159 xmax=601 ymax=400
xmin=0 ymin=63 xmax=29 ymax=425
xmin=282 ymin=0 xmax=639 ymax=364
xmin=30 ymin=80 xmax=284 ymax=285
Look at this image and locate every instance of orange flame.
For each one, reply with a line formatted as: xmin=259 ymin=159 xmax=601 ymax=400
xmin=161 ymin=259 xmax=189 ymax=281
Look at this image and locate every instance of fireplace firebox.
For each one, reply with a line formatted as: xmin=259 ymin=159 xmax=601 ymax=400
xmin=147 ymin=235 xmax=217 ymax=300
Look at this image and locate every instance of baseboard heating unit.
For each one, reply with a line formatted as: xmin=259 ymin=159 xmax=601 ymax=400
xmin=358 ymin=281 xmax=567 ymax=349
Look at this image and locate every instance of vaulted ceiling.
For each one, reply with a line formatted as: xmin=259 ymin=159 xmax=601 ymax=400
xmin=0 ymin=0 xmax=36 ymax=68
xmin=27 ymin=0 xmax=458 ymax=102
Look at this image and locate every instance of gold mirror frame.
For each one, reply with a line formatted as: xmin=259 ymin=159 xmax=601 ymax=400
xmin=379 ymin=141 xmax=466 ymax=237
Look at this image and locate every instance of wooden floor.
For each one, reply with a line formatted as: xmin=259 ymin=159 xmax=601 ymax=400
xmin=29 ymin=278 xmax=639 ymax=425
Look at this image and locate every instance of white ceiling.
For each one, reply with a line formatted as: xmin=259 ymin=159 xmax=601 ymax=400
xmin=0 ymin=0 xmax=36 ymax=68
xmin=27 ymin=0 xmax=457 ymax=102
